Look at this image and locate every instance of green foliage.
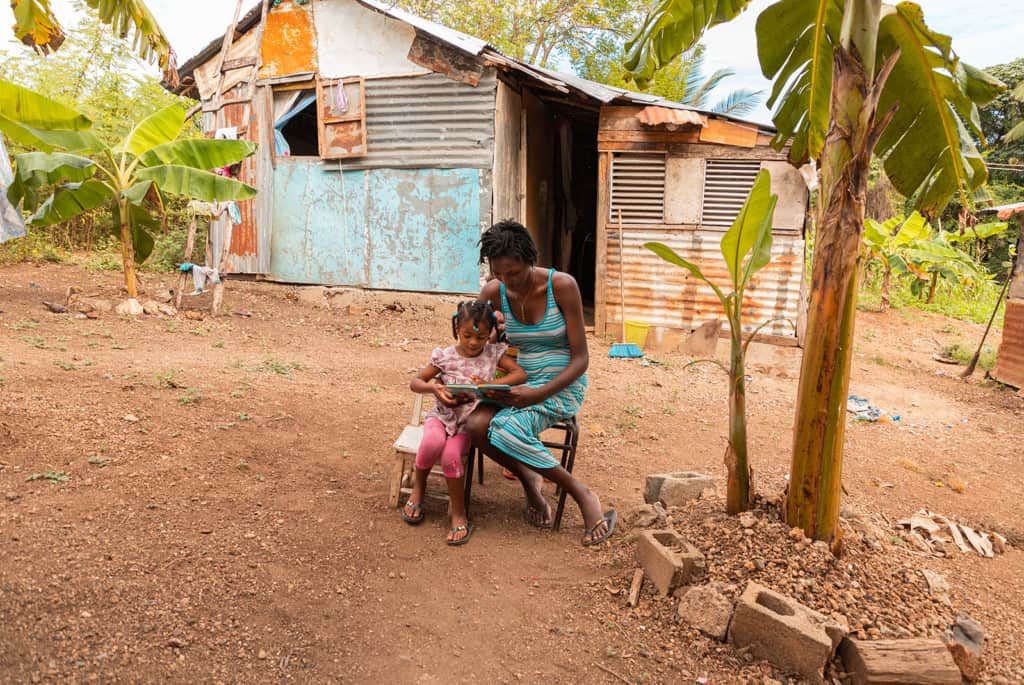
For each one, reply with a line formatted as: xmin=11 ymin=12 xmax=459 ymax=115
xmin=26 ymin=469 xmax=70 ymax=483
xmin=626 ymin=0 xmax=1004 ymax=214
xmin=942 ymin=341 xmax=997 ymax=372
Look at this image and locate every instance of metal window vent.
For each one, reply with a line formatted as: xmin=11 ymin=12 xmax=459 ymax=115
xmin=701 ymin=159 xmax=761 ymax=227
xmin=610 ymin=153 xmax=666 ymax=225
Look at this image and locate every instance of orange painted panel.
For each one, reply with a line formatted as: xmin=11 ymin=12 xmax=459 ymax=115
xmin=259 ymin=3 xmax=317 ymax=78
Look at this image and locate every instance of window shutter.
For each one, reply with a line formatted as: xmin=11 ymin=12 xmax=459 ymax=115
xmin=610 ymin=153 xmax=665 ymax=225
xmin=317 ymin=77 xmax=367 ymax=159
xmin=700 ymin=159 xmax=760 ymax=227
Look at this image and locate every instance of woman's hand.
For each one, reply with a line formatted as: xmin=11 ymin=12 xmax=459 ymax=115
xmin=487 ymin=384 xmax=543 ymax=409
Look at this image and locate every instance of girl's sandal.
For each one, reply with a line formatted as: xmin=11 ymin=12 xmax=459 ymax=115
xmin=401 ymin=500 xmax=425 ymax=525
xmin=447 ymin=521 xmax=474 ymax=546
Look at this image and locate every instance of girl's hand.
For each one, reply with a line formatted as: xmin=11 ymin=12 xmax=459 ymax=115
xmin=432 ymin=382 xmax=460 ymax=407
xmin=487 ymin=384 xmax=542 ymax=409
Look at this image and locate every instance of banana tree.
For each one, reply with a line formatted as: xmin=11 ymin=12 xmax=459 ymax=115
xmin=10 ymin=0 xmax=178 ymax=87
xmin=646 ymin=170 xmax=780 ymax=514
xmin=625 ymin=0 xmax=1004 ymax=546
xmin=2 ymin=79 xmax=256 ymax=299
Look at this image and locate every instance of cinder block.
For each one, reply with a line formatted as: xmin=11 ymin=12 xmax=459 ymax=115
xmin=729 ymin=582 xmax=838 ymax=684
xmin=644 ymin=472 xmax=714 ymax=506
xmin=839 ymin=637 xmax=961 ymax=685
xmin=636 ymin=529 xmax=705 ymax=596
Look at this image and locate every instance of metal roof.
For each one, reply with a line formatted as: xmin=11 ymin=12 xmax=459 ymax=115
xmin=170 ymin=0 xmax=772 ymax=131
xmin=980 ymin=201 xmax=1024 ymax=220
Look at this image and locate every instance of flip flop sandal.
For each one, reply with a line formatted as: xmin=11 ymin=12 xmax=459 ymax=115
xmin=582 ymin=510 xmax=617 ymax=547
xmin=524 ymin=501 xmax=553 ymax=529
xmin=447 ymin=521 xmax=474 ymax=546
xmin=401 ymin=500 xmax=425 ymax=525
xmin=502 ymin=467 xmax=519 ymax=481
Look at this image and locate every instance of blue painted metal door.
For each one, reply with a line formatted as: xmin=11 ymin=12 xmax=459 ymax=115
xmin=269 ymin=158 xmax=366 ymax=285
xmin=365 ymin=169 xmax=481 ymax=293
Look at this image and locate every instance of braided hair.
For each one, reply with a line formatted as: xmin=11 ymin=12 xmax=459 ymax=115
xmin=451 ymin=300 xmax=498 ymax=340
xmin=479 ymin=219 xmax=538 ymax=266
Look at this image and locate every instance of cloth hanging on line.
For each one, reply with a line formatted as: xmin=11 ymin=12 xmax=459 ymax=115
xmin=273 ymin=90 xmax=317 ymax=156
xmin=214 ymin=127 xmax=238 ymax=140
xmin=333 ymin=79 xmax=348 ymax=113
xmin=0 ymin=135 xmax=27 ymax=244
xmin=191 ymin=265 xmax=220 ymax=294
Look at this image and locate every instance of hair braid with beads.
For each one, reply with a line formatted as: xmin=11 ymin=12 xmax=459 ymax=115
xmin=451 ymin=300 xmax=498 ymax=340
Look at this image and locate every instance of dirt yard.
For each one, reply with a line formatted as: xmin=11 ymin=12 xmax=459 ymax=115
xmin=1 ymin=261 xmax=1022 ymax=684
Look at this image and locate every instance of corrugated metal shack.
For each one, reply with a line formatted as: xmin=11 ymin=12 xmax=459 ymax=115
xmin=988 ymin=203 xmax=1024 ymax=389
xmin=169 ymin=0 xmax=810 ymax=345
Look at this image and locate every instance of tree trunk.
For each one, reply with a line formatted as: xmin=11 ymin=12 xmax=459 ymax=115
xmin=926 ymin=272 xmax=938 ymax=304
xmin=786 ymin=5 xmax=895 ymax=548
xmin=118 ymin=199 xmax=138 ymax=299
xmin=880 ymin=265 xmax=891 ymax=311
xmin=725 ymin=319 xmax=752 ymax=514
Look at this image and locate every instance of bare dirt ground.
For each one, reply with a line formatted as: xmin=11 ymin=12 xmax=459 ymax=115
xmin=1 ymin=261 xmax=1022 ymax=684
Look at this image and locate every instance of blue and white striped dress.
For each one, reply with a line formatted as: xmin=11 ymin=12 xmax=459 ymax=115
xmin=488 ymin=269 xmax=587 ymax=469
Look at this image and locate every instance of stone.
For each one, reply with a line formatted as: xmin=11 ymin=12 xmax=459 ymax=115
xmin=115 ymin=298 xmax=143 ymax=317
xmin=71 ymin=296 xmax=113 ymax=314
xmin=677 ymin=584 xmax=734 ymax=641
xmin=739 ymin=512 xmax=757 ymax=528
xmin=157 ymin=303 xmax=177 ymax=317
xmin=729 ymin=582 xmax=845 ymax=684
xmin=628 ymin=504 xmax=660 ymax=528
xmin=150 ymin=287 xmax=173 ymax=303
xmin=297 ymin=286 xmax=329 ymax=308
xmin=325 ymin=287 xmax=357 ymax=310
xmin=679 ymin=319 xmax=721 ymax=356
xmin=644 ymin=471 xmax=714 ymax=506
xmin=839 ymin=638 xmax=961 ymax=685
xmin=636 ymin=529 xmax=705 ymax=596
xmin=921 ymin=569 xmax=951 ymax=604
xmin=141 ymin=300 xmax=162 ymax=316
xmin=942 ymin=614 xmax=984 ymax=681
xmin=347 ymin=304 xmax=370 ymax=316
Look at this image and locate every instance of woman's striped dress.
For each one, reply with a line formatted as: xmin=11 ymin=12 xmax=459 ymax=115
xmin=488 ymin=269 xmax=587 ymax=469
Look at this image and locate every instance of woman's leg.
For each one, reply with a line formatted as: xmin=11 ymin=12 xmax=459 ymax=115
xmin=530 ymin=464 xmax=609 ymax=543
xmin=441 ymin=432 xmax=471 ymax=543
xmin=466 ymin=405 xmax=549 ymax=523
xmin=404 ymin=419 xmax=445 ymax=520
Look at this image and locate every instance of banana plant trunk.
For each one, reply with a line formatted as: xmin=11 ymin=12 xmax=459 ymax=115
xmin=927 ymin=272 xmax=938 ymax=303
xmin=117 ymin=198 xmax=138 ymax=299
xmin=725 ymin=312 xmax=752 ymax=514
xmin=787 ymin=0 xmax=894 ymax=549
xmin=880 ymin=266 xmax=891 ymax=311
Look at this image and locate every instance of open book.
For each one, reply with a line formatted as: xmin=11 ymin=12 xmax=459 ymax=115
xmin=445 ymin=383 xmax=512 ymax=396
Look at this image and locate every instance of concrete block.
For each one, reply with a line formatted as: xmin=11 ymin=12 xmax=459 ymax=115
xmin=729 ymin=582 xmax=837 ymax=684
xmin=636 ymin=529 xmax=705 ymax=596
xmin=677 ymin=584 xmax=734 ymax=641
xmin=644 ymin=471 xmax=713 ymax=506
xmin=839 ymin=637 xmax=961 ymax=685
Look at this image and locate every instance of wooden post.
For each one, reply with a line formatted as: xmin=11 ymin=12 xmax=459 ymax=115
xmin=175 ymin=215 xmax=198 ymax=310
xmin=211 ymin=217 xmax=233 ymax=316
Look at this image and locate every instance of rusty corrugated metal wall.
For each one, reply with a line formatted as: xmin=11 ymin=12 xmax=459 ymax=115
xmin=607 ymin=228 xmax=804 ymax=339
xmin=338 ymin=71 xmax=497 ymax=170
xmin=994 ymin=235 xmax=1024 ymax=388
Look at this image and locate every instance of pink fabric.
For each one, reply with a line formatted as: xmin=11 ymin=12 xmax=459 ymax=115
xmin=426 ymin=341 xmax=508 ymax=436
xmin=415 ymin=418 xmax=469 ymax=478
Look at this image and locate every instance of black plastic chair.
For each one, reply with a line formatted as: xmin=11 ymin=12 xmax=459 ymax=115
xmin=465 ymin=416 xmax=579 ymax=531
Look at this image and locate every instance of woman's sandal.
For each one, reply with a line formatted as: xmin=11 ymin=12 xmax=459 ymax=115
xmin=401 ymin=500 xmax=425 ymax=525
xmin=582 ymin=510 xmax=617 ymax=547
xmin=447 ymin=521 xmax=474 ymax=546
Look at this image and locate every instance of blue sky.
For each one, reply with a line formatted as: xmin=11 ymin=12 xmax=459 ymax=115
xmin=2 ymin=0 xmax=1022 ymax=126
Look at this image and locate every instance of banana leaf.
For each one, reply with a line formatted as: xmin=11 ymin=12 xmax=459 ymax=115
xmin=0 ymin=79 xmax=102 ymax=153
xmin=112 ymin=201 xmax=158 ymax=263
xmin=720 ymin=169 xmax=777 ymax=291
xmin=28 ymin=180 xmax=113 ymax=226
xmin=7 ymin=152 xmax=97 ymax=211
xmin=121 ymin=105 xmax=184 ymax=158
xmin=135 ymin=165 xmax=256 ymax=202
xmin=137 ymin=138 xmax=256 ymax=170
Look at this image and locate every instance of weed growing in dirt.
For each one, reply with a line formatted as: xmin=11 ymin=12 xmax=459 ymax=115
xmin=236 ymin=459 xmax=250 ymax=470
xmin=869 ymin=354 xmax=889 ymax=366
xmin=155 ymin=371 xmax=183 ymax=389
xmin=20 ymin=335 xmax=47 ymax=349
xmin=165 ymin=321 xmax=181 ymax=333
xmin=88 ymin=456 xmax=111 ymax=467
xmin=861 ymin=329 xmax=876 ymax=342
xmin=26 ymin=470 xmax=70 ymax=483
xmin=944 ymin=342 xmax=997 ymax=372
xmin=897 ymin=457 xmax=923 ymax=473
xmin=54 ymin=360 xmax=77 ymax=371
xmin=8 ymin=320 xmax=39 ymax=331
xmin=263 ymin=359 xmax=303 ymax=375
xmin=238 ymin=413 xmax=251 ymax=421
xmin=212 ymin=340 xmax=226 ymax=348
xmin=661 ymin=404 xmax=676 ymax=416
xmin=111 ymin=342 xmax=129 ymax=350
xmin=938 ymin=323 xmax=961 ymax=335
xmin=86 ymin=341 xmax=99 ymax=348
xmin=359 ymin=471 xmax=381 ymax=482
xmin=366 ymin=385 xmax=382 ymax=393
xmin=624 ymin=404 xmax=644 ymax=417
xmin=190 ymin=327 xmax=210 ymax=337
xmin=178 ymin=389 xmax=202 ymax=405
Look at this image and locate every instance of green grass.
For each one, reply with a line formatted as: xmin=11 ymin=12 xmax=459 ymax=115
xmin=26 ymin=470 xmax=70 ymax=483
xmin=263 ymin=359 xmax=304 ymax=375
xmin=943 ymin=342 xmax=997 ymax=372
xmin=859 ymin=274 xmax=1005 ymax=325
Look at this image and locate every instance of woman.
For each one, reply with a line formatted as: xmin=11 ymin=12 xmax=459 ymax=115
xmin=467 ymin=220 xmax=615 ymax=546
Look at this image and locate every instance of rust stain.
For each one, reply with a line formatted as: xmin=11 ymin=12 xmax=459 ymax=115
xmin=259 ymin=2 xmax=317 ymax=78
xmin=635 ymin=106 xmax=706 ymax=128
xmin=221 ymin=102 xmax=257 ymax=257
xmin=994 ymin=298 xmax=1024 ymax=389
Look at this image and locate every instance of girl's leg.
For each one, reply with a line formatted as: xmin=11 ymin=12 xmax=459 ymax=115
xmin=441 ymin=432 xmax=471 ymax=543
xmin=466 ymin=406 xmax=548 ymax=524
xmin=404 ymin=419 xmax=445 ymax=521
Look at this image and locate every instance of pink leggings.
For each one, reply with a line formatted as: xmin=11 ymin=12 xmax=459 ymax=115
xmin=415 ymin=418 xmax=469 ymax=478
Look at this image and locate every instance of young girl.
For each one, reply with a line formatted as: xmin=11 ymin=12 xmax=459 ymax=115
xmin=404 ymin=300 xmax=527 ymax=545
